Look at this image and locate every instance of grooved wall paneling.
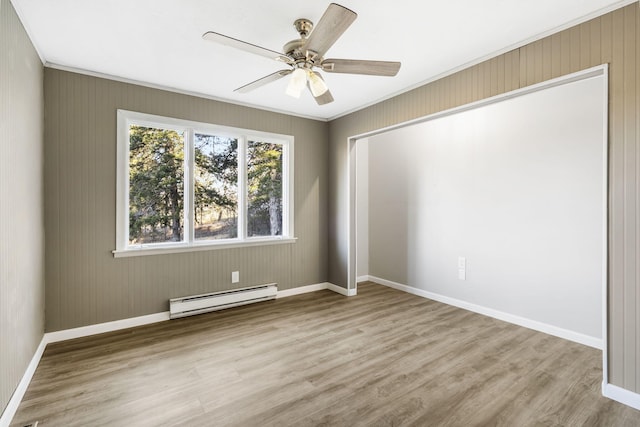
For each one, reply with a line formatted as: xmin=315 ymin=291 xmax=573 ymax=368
xmin=44 ymin=69 xmax=328 ymax=332
xmin=0 ymin=0 xmax=45 ymax=416
xmin=329 ymin=2 xmax=640 ymax=393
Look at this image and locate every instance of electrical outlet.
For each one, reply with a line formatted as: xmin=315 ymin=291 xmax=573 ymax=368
xmin=458 ymin=257 xmax=466 ymax=280
xmin=232 ymin=271 xmax=239 ymax=283
xmin=458 ymin=257 xmax=466 ymax=269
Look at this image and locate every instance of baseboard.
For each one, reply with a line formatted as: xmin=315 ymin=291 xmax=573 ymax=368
xmin=45 ymin=311 xmax=171 ymax=343
xmin=47 ymin=281 xmax=356 ymax=342
xmin=278 ymin=282 xmax=357 ymax=298
xmin=357 ymin=275 xmax=370 ymax=283
xmin=276 ymin=282 xmax=329 ymax=298
xmin=603 ymin=383 xmax=640 ymax=410
xmin=369 ymin=275 xmax=602 ymax=350
xmin=0 ymin=336 xmax=47 ymax=427
xmin=327 ymin=283 xmax=357 ymax=296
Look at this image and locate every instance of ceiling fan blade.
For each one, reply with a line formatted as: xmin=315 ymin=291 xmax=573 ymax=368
xmin=321 ymin=59 xmax=401 ymax=76
xmin=203 ymin=31 xmax=291 ymax=63
xmin=304 ymin=3 xmax=357 ymax=58
xmin=235 ymin=70 xmax=292 ymax=94
xmin=307 ymin=72 xmax=334 ymax=105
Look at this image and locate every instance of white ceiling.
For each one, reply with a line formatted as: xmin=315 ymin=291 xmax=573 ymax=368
xmin=12 ymin=0 xmax=635 ymax=121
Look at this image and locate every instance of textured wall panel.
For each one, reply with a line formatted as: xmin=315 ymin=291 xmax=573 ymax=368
xmin=329 ymin=3 xmax=640 ymax=393
xmin=44 ymin=69 xmax=328 ymax=332
xmin=0 ymin=0 xmax=44 ymax=416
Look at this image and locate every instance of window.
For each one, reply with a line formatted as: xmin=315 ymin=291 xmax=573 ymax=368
xmin=115 ymin=110 xmax=294 ymax=257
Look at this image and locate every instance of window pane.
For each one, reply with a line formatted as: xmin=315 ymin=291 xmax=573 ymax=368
xmin=194 ymin=134 xmax=238 ymax=240
xmin=247 ymin=140 xmax=283 ymax=237
xmin=128 ymin=125 xmax=185 ymax=244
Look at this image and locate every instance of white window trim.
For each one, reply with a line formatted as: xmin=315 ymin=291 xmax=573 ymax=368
xmin=114 ymin=110 xmax=295 ymax=258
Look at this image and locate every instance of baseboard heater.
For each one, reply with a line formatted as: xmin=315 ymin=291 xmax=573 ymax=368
xmin=169 ymin=283 xmax=278 ymax=319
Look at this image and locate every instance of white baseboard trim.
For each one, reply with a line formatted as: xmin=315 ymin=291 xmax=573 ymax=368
xmin=46 ymin=281 xmax=354 ymax=343
xmin=276 ymin=282 xmax=329 ymax=298
xmin=369 ymin=275 xmax=602 ymax=350
xmin=0 ymin=336 xmax=47 ymax=427
xmin=278 ymin=282 xmax=357 ymax=298
xmin=357 ymin=275 xmax=370 ymax=283
xmin=327 ymin=283 xmax=357 ymax=296
xmin=603 ymin=383 xmax=640 ymax=410
xmin=45 ymin=311 xmax=171 ymax=344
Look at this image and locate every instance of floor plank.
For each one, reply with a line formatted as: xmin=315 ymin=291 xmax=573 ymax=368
xmin=11 ymin=282 xmax=640 ymax=426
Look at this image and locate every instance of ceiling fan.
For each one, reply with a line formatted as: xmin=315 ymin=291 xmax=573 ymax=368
xmin=202 ymin=3 xmax=401 ymax=105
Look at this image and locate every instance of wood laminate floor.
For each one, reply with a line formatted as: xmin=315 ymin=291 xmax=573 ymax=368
xmin=11 ymin=282 xmax=640 ymax=426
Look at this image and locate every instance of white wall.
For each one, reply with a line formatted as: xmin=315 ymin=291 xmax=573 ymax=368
xmin=367 ymin=74 xmax=605 ymax=340
xmin=356 ymin=139 xmax=369 ymax=279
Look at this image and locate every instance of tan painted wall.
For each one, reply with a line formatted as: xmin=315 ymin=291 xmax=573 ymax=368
xmin=0 ymin=0 xmax=45 ymax=415
xmin=43 ymin=69 xmax=328 ymax=332
xmin=329 ymin=3 xmax=640 ymax=392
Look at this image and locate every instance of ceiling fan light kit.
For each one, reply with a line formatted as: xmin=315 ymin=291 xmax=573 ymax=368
xmin=307 ymin=71 xmax=328 ymax=97
xmin=286 ymin=68 xmax=307 ymax=98
xmin=203 ymin=3 xmax=401 ymax=105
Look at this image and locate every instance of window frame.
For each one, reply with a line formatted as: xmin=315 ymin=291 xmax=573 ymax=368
xmin=114 ymin=110 xmax=295 ymax=258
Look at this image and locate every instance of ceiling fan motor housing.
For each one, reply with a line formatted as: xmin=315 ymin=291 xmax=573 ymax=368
xmin=284 ymin=18 xmax=321 ymax=66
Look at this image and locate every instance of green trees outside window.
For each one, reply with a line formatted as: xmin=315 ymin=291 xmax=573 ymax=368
xmin=193 ymin=134 xmax=238 ymax=240
xmin=247 ymin=141 xmax=283 ymax=237
xmin=129 ymin=126 xmax=185 ymax=244
xmin=127 ymin=124 xmax=285 ymax=246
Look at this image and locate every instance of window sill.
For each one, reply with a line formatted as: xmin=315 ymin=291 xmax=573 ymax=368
xmin=112 ymin=237 xmax=297 ymax=258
